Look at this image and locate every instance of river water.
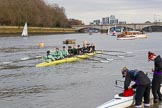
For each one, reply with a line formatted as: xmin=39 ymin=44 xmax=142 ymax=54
xmin=0 ymin=33 xmax=162 ymax=108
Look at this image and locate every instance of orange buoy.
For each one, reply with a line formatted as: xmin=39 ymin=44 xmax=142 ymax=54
xmin=39 ymin=42 xmax=44 ymax=48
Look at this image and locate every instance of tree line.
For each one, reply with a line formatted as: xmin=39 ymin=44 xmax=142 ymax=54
xmin=0 ymin=0 xmax=72 ymax=27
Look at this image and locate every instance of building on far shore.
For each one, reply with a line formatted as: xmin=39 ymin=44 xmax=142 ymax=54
xmin=90 ymin=15 xmax=126 ymax=25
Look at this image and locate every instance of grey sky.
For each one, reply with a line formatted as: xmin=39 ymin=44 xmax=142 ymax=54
xmin=45 ymin=0 xmax=162 ymax=24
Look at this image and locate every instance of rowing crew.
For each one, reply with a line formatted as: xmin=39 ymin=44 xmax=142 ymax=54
xmin=43 ymin=43 xmax=95 ymax=62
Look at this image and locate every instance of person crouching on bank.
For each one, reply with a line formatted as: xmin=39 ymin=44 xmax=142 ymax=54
xmin=121 ymin=67 xmax=151 ymax=108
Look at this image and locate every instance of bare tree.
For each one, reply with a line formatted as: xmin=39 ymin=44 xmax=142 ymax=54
xmin=0 ymin=0 xmax=70 ymax=27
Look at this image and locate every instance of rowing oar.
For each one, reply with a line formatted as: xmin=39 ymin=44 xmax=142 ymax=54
xmin=97 ymin=50 xmax=133 ymax=54
xmin=2 ymin=55 xmax=42 ymax=64
xmin=98 ymin=53 xmax=134 ymax=57
xmin=85 ymin=58 xmax=109 ymax=63
xmin=94 ymin=56 xmax=114 ymax=61
xmin=97 ymin=50 xmax=127 ymax=53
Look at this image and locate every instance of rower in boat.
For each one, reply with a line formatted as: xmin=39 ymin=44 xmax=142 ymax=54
xmin=82 ymin=40 xmax=88 ymax=53
xmin=52 ymin=48 xmax=63 ymax=60
xmin=61 ymin=46 xmax=69 ymax=58
xmin=72 ymin=45 xmax=78 ymax=55
xmin=43 ymin=50 xmax=55 ymax=62
xmin=77 ymin=45 xmax=83 ymax=55
xmin=121 ymin=67 xmax=151 ymax=108
xmin=67 ymin=45 xmax=79 ymax=56
xmin=87 ymin=43 xmax=95 ymax=53
xmin=68 ymin=46 xmax=73 ymax=57
xmin=82 ymin=43 xmax=89 ymax=53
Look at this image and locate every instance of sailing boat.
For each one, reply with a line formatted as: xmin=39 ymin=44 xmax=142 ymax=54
xmin=107 ymin=27 xmax=110 ymax=35
xmin=21 ymin=22 xmax=28 ymax=37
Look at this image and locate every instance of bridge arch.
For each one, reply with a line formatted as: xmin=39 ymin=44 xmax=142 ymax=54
xmin=142 ymin=26 xmax=162 ymax=32
xmin=72 ymin=23 xmax=162 ymax=32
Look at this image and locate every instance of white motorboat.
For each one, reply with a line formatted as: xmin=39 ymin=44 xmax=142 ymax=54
xmin=117 ymin=31 xmax=147 ymax=40
xmin=117 ymin=36 xmax=136 ymax=40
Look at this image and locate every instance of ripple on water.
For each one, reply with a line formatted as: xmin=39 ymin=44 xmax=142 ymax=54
xmin=0 ymin=85 xmax=49 ymax=98
xmin=0 ymin=65 xmax=26 ymax=70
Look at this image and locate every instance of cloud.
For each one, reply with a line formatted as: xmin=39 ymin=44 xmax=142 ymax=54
xmin=45 ymin=0 xmax=162 ymax=24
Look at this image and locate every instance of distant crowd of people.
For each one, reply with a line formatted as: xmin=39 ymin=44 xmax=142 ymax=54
xmin=43 ymin=41 xmax=95 ymax=62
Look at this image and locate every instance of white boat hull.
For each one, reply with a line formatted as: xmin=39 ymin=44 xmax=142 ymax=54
xmin=126 ymin=34 xmax=147 ymax=39
xmin=117 ymin=31 xmax=148 ymax=40
xmin=97 ymin=94 xmax=134 ymax=108
xmin=117 ymin=37 xmax=136 ymax=40
xmin=97 ymin=85 xmax=162 ymax=108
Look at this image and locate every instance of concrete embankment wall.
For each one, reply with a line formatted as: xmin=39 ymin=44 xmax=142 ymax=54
xmin=0 ymin=26 xmax=76 ymax=36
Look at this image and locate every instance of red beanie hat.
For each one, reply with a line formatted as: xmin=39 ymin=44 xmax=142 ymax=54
xmin=148 ymin=51 xmax=156 ymax=61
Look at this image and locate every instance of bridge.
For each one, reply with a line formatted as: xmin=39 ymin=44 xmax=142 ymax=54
xmin=72 ymin=22 xmax=162 ymax=32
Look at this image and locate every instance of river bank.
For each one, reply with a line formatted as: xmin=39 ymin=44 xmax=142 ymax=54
xmin=0 ymin=26 xmax=76 ymax=36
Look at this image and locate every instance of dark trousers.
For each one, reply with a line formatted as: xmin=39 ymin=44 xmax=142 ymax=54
xmin=135 ymin=84 xmax=150 ymax=106
xmin=152 ymin=74 xmax=162 ymax=100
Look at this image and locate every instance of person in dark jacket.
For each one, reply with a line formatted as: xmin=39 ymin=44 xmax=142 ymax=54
xmin=72 ymin=45 xmax=78 ymax=55
xmin=68 ymin=46 xmax=73 ymax=57
xmin=77 ymin=45 xmax=83 ymax=55
xmin=121 ymin=67 xmax=151 ymax=108
xmin=148 ymin=51 xmax=162 ymax=103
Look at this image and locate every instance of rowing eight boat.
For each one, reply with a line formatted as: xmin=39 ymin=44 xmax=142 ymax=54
xmin=36 ymin=51 xmax=100 ymax=67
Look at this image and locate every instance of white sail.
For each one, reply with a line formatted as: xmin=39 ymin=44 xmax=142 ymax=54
xmin=121 ymin=27 xmax=123 ymax=33
xmin=107 ymin=27 xmax=110 ymax=35
xmin=21 ymin=22 xmax=28 ymax=37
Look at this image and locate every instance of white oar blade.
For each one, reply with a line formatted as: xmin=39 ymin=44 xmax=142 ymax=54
xmin=126 ymin=51 xmax=133 ymax=54
xmin=118 ymin=56 xmax=125 ymax=58
xmin=106 ymin=58 xmax=114 ymax=61
xmin=20 ymin=57 xmax=30 ymax=61
xmin=35 ymin=56 xmax=42 ymax=58
xmin=100 ymin=60 xmax=109 ymax=63
xmin=2 ymin=62 xmax=12 ymax=64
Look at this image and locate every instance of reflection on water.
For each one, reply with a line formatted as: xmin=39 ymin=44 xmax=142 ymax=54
xmin=0 ymin=85 xmax=49 ymax=98
xmin=0 ymin=73 xmax=25 ymax=79
xmin=0 ymin=65 xmax=26 ymax=70
xmin=0 ymin=45 xmax=58 ymax=54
